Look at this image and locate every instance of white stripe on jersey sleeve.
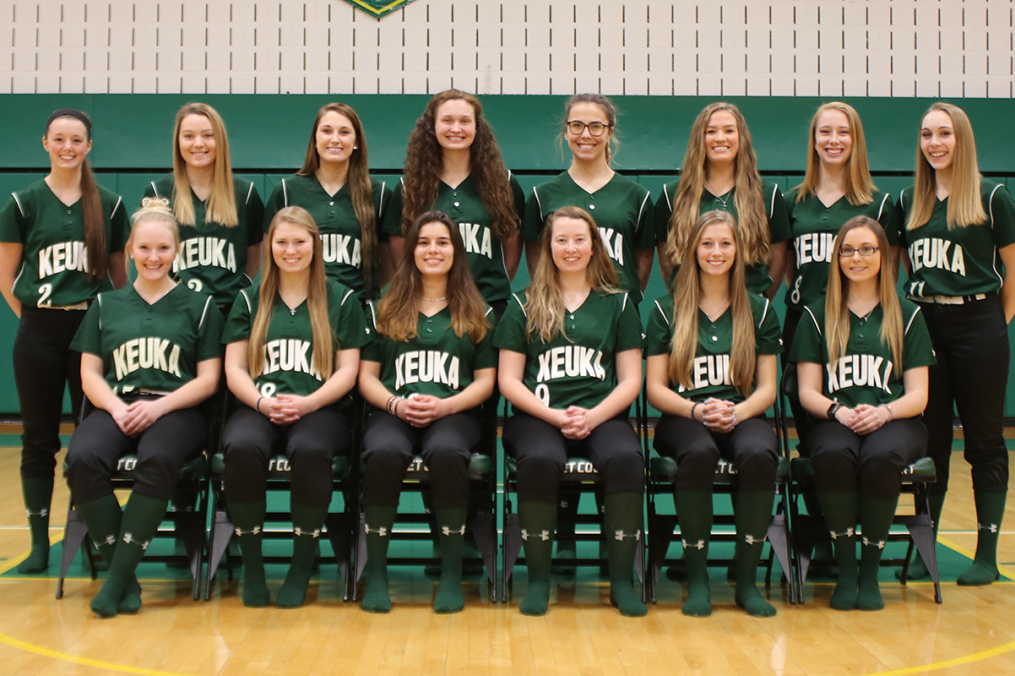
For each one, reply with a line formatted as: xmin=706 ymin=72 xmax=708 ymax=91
xmin=767 ymin=183 xmax=777 ymax=218
xmin=239 ymin=288 xmax=253 ymax=315
xmin=245 ymin=181 xmax=255 ymax=205
xmin=803 ymin=305 xmax=823 ymax=336
xmin=758 ymin=297 xmax=771 ymax=328
xmin=903 ymin=305 xmax=921 ymax=335
xmin=653 ymin=299 xmax=668 ymax=323
xmin=511 ymin=292 xmax=527 ymax=317
xmin=11 ymin=193 xmax=24 ymax=217
xmin=340 ymin=288 xmax=355 ymax=306
xmin=149 ymin=181 xmax=161 ymax=198
xmin=281 ymin=178 xmax=288 ymax=206
xmin=96 ymin=293 xmax=103 ymax=329
xmin=875 ymin=193 xmax=890 ymax=222
xmin=532 ymin=187 xmax=545 ymax=220
xmin=111 ymin=196 xmax=123 ymax=218
xmin=664 ymin=183 xmax=674 ymax=212
xmin=621 ymin=292 xmax=629 ymax=312
xmin=377 ymin=180 xmax=389 ymax=220
xmin=988 ymin=183 xmax=1002 ymax=227
xmin=198 ymin=296 xmax=212 ymax=330
xmin=635 ymin=192 xmax=651 ymax=232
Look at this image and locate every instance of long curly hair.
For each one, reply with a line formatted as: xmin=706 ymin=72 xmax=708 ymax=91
xmin=668 ymin=210 xmax=756 ymax=397
xmin=665 ymin=102 xmax=769 ymax=269
xmin=376 ymin=210 xmax=490 ymax=343
xmin=171 ymin=103 xmax=238 ymax=227
xmin=794 ymin=102 xmax=876 ymax=206
xmin=296 ymin=103 xmax=378 ymax=286
xmin=400 ymin=90 xmax=518 ymax=241
xmin=525 ymin=206 xmax=619 ymax=344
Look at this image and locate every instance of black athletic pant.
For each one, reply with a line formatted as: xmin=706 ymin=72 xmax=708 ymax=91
xmin=14 ymin=307 xmax=87 ymax=478
xmin=781 ymin=307 xmax=815 ymax=454
xmin=65 ymin=404 xmax=207 ymax=503
xmin=476 ymin=299 xmax=508 ymax=454
xmin=361 ymin=412 xmax=479 ymax=509
xmin=653 ymin=415 xmax=778 ymax=491
xmin=808 ymin=417 xmax=927 ymax=499
xmin=918 ymin=295 xmax=1010 ymax=494
xmin=222 ymin=405 xmax=351 ymax=507
xmin=502 ymin=413 xmax=644 ymax=505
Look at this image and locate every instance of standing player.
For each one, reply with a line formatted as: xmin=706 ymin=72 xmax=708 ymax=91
xmin=793 ymin=216 xmax=934 ymax=610
xmin=262 ymin=103 xmax=391 ymax=303
xmin=65 ymin=198 xmax=222 ymax=617
xmin=646 ymin=210 xmax=782 ymax=618
xmin=497 ymin=206 xmax=646 ymax=618
xmin=898 ymin=103 xmax=1015 ymax=585
xmin=0 ymin=109 xmax=128 ymax=574
xmin=522 ymin=94 xmax=654 ymax=304
xmin=220 ymin=206 xmax=368 ymax=608
xmin=358 ymin=211 xmax=496 ymax=614
xmin=656 ymin=102 xmax=789 ymax=298
xmin=145 ymin=102 xmax=264 ymax=307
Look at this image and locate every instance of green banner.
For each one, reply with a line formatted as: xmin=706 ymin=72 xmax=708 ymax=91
xmin=341 ymin=0 xmax=416 ymax=18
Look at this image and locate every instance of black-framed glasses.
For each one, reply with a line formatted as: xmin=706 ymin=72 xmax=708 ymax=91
xmin=566 ymin=120 xmax=611 ymax=136
xmin=838 ymin=245 xmax=880 ymax=257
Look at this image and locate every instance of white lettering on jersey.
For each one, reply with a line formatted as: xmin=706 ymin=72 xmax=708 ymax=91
xmin=598 ymin=228 xmax=625 ymax=266
xmin=393 ymin=350 xmax=461 ymax=390
xmin=175 ymin=237 xmax=236 ymax=273
xmin=909 ymin=238 xmax=967 ymax=276
xmin=459 ymin=222 xmax=493 ymax=259
xmin=794 ymin=232 xmax=836 ymax=265
xmin=535 ymin=346 xmax=606 ymax=383
xmin=262 ymin=339 xmax=321 ymax=381
xmin=677 ymin=354 xmax=731 ymax=393
xmin=112 ymin=338 xmax=182 ymax=380
xmin=826 ymin=354 xmax=893 ymax=395
xmin=321 ymin=234 xmax=361 ymax=267
xmin=38 ymin=241 xmax=88 ymax=278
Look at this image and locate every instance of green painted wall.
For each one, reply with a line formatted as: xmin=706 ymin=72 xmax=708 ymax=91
xmin=2 ymin=94 xmax=1014 ymax=417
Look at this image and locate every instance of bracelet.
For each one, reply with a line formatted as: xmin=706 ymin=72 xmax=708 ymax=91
xmin=827 ymin=401 xmax=842 ymax=420
xmin=255 ymin=396 xmax=264 ymax=413
xmin=881 ymin=403 xmax=895 ymax=422
xmin=689 ymin=402 xmax=700 ymax=423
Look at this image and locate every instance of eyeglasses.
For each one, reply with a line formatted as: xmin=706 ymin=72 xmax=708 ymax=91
xmin=566 ymin=120 xmax=611 ymax=137
xmin=838 ymin=245 xmax=880 ymax=257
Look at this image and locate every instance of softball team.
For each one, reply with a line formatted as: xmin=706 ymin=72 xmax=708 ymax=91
xmin=2 ymin=97 xmax=1010 ymax=617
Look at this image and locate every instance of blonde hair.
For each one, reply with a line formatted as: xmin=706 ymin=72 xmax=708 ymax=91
xmin=376 ymin=211 xmax=490 ymax=343
xmin=249 ymin=207 xmax=334 ymax=381
xmin=125 ymin=197 xmax=180 ymax=276
xmin=906 ymin=102 xmax=987 ymax=231
xmin=824 ymin=216 xmax=904 ymax=370
xmin=525 ymin=206 xmax=619 ymax=344
xmin=171 ymin=103 xmax=238 ymax=227
xmin=665 ymin=102 xmax=769 ymax=269
xmin=668 ymin=210 xmax=756 ymax=397
xmin=794 ymin=102 xmax=876 ymax=206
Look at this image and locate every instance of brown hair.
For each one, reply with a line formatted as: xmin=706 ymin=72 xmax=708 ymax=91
xmin=376 ymin=210 xmax=490 ymax=343
xmin=560 ymin=93 xmax=620 ymax=165
xmin=171 ymin=103 xmax=238 ymax=227
xmin=794 ymin=102 xmax=876 ymax=206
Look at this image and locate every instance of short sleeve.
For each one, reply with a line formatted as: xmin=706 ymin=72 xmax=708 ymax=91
xmin=0 ymin=194 xmax=25 ymax=243
xmin=755 ymin=300 xmax=784 ymax=354
xmin=634 ymin=191 xmax=655 ymax=249
xmin=520 ymin=190 xmax=544 ymax=242
xmin=381 ymin=181 xmax=405 ymax=237
xmin=69 ymin=300 xmax=103 ymax=355
xmin=989 ymin=184 xmax=1015 ymax=248
xmin=373 ymin=179 xmax=392 ymax=240
xmin=653 ymin=184 xmax=674 ymax=245
xmin=244 ymin=184 xmax=266 ymax=247
xmin=142 ymin=181 xmax=156 ymax=201
xmin=789 ymin=307 xmax=824 ymax=364
xmin=644 ymin=300 xmax=672 ymax=357
xmin=108 ymin=197 xmax=129 ymax=252
xmin=902 ymin=306 xmax=937 ymax=370
xmin=262 ymin=181 xmax=286 ymax=234
xmin=767 ymin=185 xmax=791 ymax=244
xmin=876 ymin=192 xmax=901 ymax=246
xmin=472 ymin=310 xmax=499 ymax=370
xmin=196 ymin=297 xmax=225 ymax=361
xmin=334 ymin=290 xmax=371 ymax=350
xmin=222 ymin=290 xmax=254 ymax=344
xmin=492 ymin=295 xmax=529 ymax=353
xmin=615 ymin=294 xmax=644 ymax=352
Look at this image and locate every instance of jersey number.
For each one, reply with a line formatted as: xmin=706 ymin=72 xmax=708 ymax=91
xmin=535 ymin=383 xmax=550 ymax=407
xmin=186 ymin=278 xmax=203 ymax=292
xmin=790 ymin=276 xmax=803 ymax=306
xmin=258 ymin=382 xmax=277 ymax=398
xmin=37 ymin=284 xmax=53 ymax=308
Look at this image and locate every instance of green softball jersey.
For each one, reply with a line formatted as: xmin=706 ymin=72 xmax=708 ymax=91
xmin=362 ymin=306 xmax=498 ymax=406
xmin=145 ymin=174 xmax=264 ymax=306
xmin=654 ymin=178 xmax=791 ymax=295
xmin=790 ymin=298 xmax=936 ymax=408
xmin=222 ymin=279 xmax=370 ymax=400
xmin=70 ymin=283 xmax=223 ymax=396
xmin=493 ymin=289 xmax=643 ymax=410
xmin=521 ymin=172 xmax=654 ymax=302
xmin=0 ymin=179 xmax=128 ymax=308
xmin=898 ymin=179 xmax=1015 ymax=298
xmin=784 ymin=188 xmax=899 ymax=311
xmin=645 ymin=293 xmax=783 ymax=403
xmin=382 ymin=173 xmax=525 ymax=304
xmin=262 ymin=174 xmax=392 ymax=300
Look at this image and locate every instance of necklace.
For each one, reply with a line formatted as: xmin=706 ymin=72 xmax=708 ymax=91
xmin=705 ymin=180 xmax=733 ymax=210
xmin=422 ymin=296 xmax=447 ymax=302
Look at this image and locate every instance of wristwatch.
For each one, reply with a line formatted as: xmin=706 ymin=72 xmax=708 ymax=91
xmin=827 ymin=401 xmax=843 ymax=420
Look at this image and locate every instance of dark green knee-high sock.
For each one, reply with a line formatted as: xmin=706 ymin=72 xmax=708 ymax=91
xmin=734 ymin=489 xmax=777 ymax=617
xmin=75 ymin=494 xmax=142 ymax=613
xmin=817 ymin=490 xmax=859 ymax=610
xmin=230 ymin=500 xmax=268 ymax=607
xmin=277 ymin=502 xmax=327 ymax=608
xmin=18 ymin=476 xmax=53 ymax=574
xmin=361 ymin=505 xmax=397 ymax=613
xmin=604 ymin=492 xmax=647 ymax=617
xmin=958 ymin=491 xmax=1006 ymax=586
xmin=433 ymin=507 xmax=468 ymax=613
xmin=898 ymin=492 xmax=945 ymax=581
xmin=518 ymin=501 xmax=556 ymax=616
xmin=90 ymin=494 xmax=168 ymax=618
xmin=857 ymin=495 xmax=897 ymax=610
xmin=675 ymin=489 xmax=713 ymax=617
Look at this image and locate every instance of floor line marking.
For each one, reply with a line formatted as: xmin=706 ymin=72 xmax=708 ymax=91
xmin=0 ymin=629 xmax=197 ymax=676
xmin=861 ymin=639 xmax=1015 ymax=676
xmin=0 ymin=531 xmax=65 ymax=575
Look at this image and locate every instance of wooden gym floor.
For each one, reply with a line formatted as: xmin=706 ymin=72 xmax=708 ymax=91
xmin=0 ymin=437 xmax=1013 ymax=676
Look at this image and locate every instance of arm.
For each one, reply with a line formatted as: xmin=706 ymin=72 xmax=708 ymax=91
xmin=80 ymin=352 xmax=131 ymax=431
xmin=524 ymin=240 xmax=541 ymax=280
xmin=797 ymin=360 xmax=857 ymax=428
xmin=0 ymin=242 xmax=23 ymax=317
xmin=656 ymin=241 xmax=674 ymax=287
xmin=635 ymin=248 xmax=654 ymax=293
xmin=388 ymin=235 xmax=405 ymax=266
xmin=732 ymin=354 xmax=777 ymax=423
xmin=503 ymin=233 xmax=523 ymax=281
xmin=400 ymin=367 xmax=496 ymax=427
xmin=245 ymin=243 xmax=262 ymax=278
xmin=646 ymin=353 xmax=695 ymax=417
xmin=765 ymin=241 xmax=787 ymax=300
xmin=581 ymin=347 xmax=642 ymax=431
xmin=783 ymin=246 xmax=795 ymax=289
xmin=108 ymin=251 xmax=127 ymax=289
xmin=852 ymin=366 xmax=929 ymax=435
xmin=273 ymin=348 xmax=361 ymax=423
xmin=999 ymin=243 xmax=1015 ymax=323
xmin=497 ymin=348 xmax=569 ymax=429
